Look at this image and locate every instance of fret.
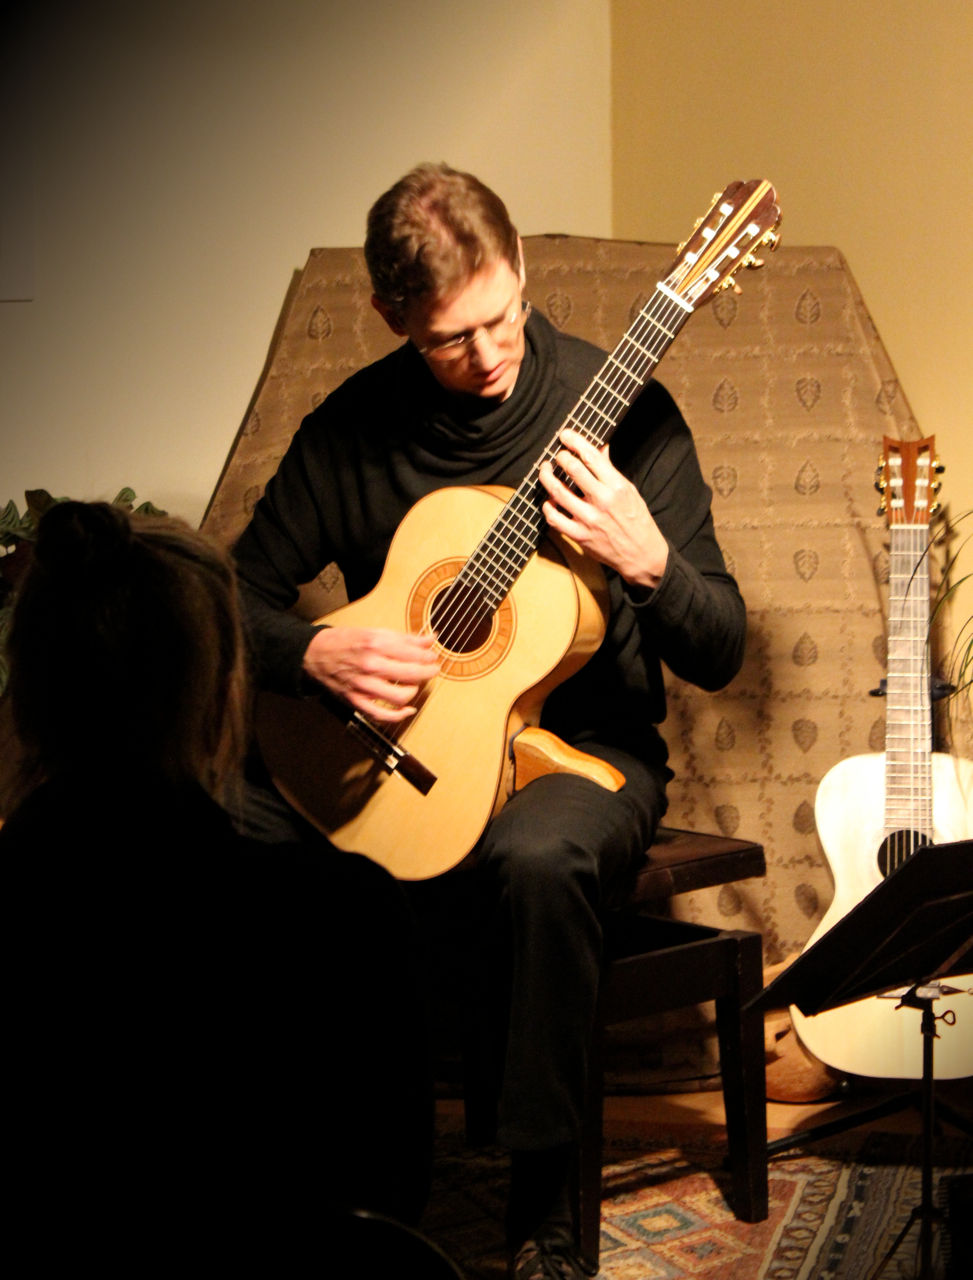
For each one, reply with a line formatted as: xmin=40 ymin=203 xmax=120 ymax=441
xmin=624 ymin=315 xmax=677 ymax=350
xmin=612 ymin=319 xmax=680 ymax=374
xmin=590 ymin=367 xmax=641 ymax=410
xmin=576 ymin=389 xmax=627 ymax=439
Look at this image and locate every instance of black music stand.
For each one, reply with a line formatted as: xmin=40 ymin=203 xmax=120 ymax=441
xmin=749 ymin=838 xmax=973 ymax=1279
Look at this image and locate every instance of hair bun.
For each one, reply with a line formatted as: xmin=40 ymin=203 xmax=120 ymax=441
xmin=33 ymin=500 xmax=136 ymax=580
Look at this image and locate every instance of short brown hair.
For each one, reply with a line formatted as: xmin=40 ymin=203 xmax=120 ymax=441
xmin=7 ymin=502 xmax=248 ymax=804
xmin=364 ymin=162 xmax=520 ymax=315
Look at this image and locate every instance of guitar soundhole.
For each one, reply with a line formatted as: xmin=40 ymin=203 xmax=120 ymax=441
xmin=878 ymin=830 xmax=931 ymax=878
xmin=429 ymin=580 xmax=493 ymax=655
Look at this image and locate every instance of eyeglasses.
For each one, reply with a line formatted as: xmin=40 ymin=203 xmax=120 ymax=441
xmin=418 ymin=300 xmax=531 ymax=362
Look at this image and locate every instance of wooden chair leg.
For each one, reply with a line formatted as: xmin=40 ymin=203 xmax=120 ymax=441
xmin=574 ymin=924 xmax=769 ymax=1273
xmin=714 ymin=929 xmax=769 ymax=1222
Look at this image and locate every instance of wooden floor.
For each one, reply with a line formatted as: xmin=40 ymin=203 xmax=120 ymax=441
xmin=605 ymin=1079 xmax=971 ymax=1142
xmin=437 ymin=1076 xmax=972 ymax=1145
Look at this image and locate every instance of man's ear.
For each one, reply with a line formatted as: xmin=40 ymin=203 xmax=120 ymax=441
xmin=371 ymin=295 xmax=407 ymax=336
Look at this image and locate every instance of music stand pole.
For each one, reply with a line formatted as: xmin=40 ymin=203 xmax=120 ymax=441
xmin=866 ymin=983 xmax=955 ymax=1280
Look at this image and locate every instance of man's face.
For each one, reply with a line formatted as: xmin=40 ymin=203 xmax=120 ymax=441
xmin=395 ymin=257 xmax=528 ymax=402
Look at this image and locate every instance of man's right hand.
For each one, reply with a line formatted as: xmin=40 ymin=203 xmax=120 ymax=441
xmin=302 ymin=626 xmax=440 ymax=723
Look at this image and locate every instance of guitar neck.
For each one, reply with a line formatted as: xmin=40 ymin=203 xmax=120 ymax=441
xmin=458 ymin=284 xmax=694 ymax=605
xmin=882 ymin=438 xmax=936 ymax=848
xmin=442 ymin=178 xmax=780 ymax=615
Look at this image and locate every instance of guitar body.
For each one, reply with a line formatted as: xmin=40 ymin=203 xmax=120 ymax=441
xmin=255 ymin=485 xmax=609 ymax=879
xmin=791 ymin=750 xmax=973 ymax=1079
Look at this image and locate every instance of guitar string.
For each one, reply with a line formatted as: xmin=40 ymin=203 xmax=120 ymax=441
xmin=372 ymin=287 xmax=691 ymax=754
xmin=886 ymin=490 xmax=932 ymax=871
xmin=889 ymin=523 xmax=914 ymax=869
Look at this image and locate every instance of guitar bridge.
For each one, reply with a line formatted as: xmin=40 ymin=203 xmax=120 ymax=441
xmin=346 ymin=710 xmax=437 ymax=795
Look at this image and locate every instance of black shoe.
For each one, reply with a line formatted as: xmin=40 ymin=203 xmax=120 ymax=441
xmin=509 ymin=1231 xmax=587 ymax=1279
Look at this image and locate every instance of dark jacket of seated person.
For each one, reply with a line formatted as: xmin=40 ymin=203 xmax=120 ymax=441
xmin=1 ymin=501 xmax=431 ymax=1265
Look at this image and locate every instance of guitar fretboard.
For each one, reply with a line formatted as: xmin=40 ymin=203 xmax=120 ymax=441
xmin=453 ymin=287 xmax=693 ymax=612
xmin=883 ymin=445 xmax=934 ymax=863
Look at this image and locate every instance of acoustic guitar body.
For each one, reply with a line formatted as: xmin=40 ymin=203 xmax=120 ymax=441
xmin=790 ymin=749 xmax=973 ymax=1080
xmin=255 ymin=485 xmax=608 ymax=880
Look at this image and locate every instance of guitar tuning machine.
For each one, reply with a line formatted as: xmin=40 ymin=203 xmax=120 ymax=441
xmin=875 ymin=462 xmax=888 ymax=515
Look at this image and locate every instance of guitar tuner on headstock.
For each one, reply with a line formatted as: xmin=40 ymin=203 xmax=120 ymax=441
xmin=665 ymin=180 xmax=781 ymax=311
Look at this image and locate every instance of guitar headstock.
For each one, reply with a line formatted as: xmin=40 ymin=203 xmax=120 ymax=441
xmin=876 ymin=436 xmax=943 ymax=526
xmin=663 ymin=180 xmax=781 ymax=309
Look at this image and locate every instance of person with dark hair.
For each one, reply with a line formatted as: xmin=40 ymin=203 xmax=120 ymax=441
xmin=233 ymin=162 xmax=747 ymax=1278
xmin=1 ymin=501 xmax=432 ymax=1266
xmin=4 ymin=500 xmax=248 ymax=806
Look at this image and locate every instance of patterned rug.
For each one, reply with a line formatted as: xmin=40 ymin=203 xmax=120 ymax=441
xmin=422 ymin=1129 xmax=972 ymax=1278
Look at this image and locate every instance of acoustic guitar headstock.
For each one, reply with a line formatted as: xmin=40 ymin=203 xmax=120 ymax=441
xmin=663 ymin=179 xmax=781 ymax=310
xmin=876 ymin=436 xmax=943 ymax=526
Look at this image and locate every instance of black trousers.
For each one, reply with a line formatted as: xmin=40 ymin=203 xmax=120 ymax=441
xmin=237 ymin=742 xmax=667 ymax=1154
xmin=410 ymin=745 xmax=668 ymax=1152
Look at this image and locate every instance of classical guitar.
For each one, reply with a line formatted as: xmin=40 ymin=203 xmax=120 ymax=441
xmin=256 ymin=180 xmax=781 ymax=879
xmin=790 ymin=438 xmax=973 ymax=1079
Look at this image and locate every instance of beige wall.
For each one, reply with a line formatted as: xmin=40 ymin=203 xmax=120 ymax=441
xmin=611 ymin=0 xmax=973 ymax=660
xmin=4 ymin=1 xmax=969 ymax=668
xmin=1 ymin=1 xmax=611 ymax=526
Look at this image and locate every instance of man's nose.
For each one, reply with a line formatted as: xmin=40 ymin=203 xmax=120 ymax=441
xmin=466 ymin=327 xmax=501 ymax=366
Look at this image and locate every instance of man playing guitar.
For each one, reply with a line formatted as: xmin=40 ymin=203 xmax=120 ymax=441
xmin=233 ymin=163 xmax=747 ymax=1279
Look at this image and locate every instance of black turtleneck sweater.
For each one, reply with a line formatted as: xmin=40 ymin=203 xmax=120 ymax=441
xmin=233 ymin=311 xmax=746 ymax=771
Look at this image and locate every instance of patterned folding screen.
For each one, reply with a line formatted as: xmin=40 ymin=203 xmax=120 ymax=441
xmin=204 ymin=236 xmax=959 ymax=963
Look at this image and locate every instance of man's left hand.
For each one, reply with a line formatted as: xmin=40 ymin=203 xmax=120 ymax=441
xmin=539 ymin=428 xmax=669 ymax=589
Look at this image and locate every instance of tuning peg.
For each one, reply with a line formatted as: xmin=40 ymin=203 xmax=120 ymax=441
xmin=742 ymin=253 xmax=765 ymax=271
xmin=934 ymin=457 xmax=945 ymax=474
xmin=762 ymin=230 xmax=781 ymax=251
